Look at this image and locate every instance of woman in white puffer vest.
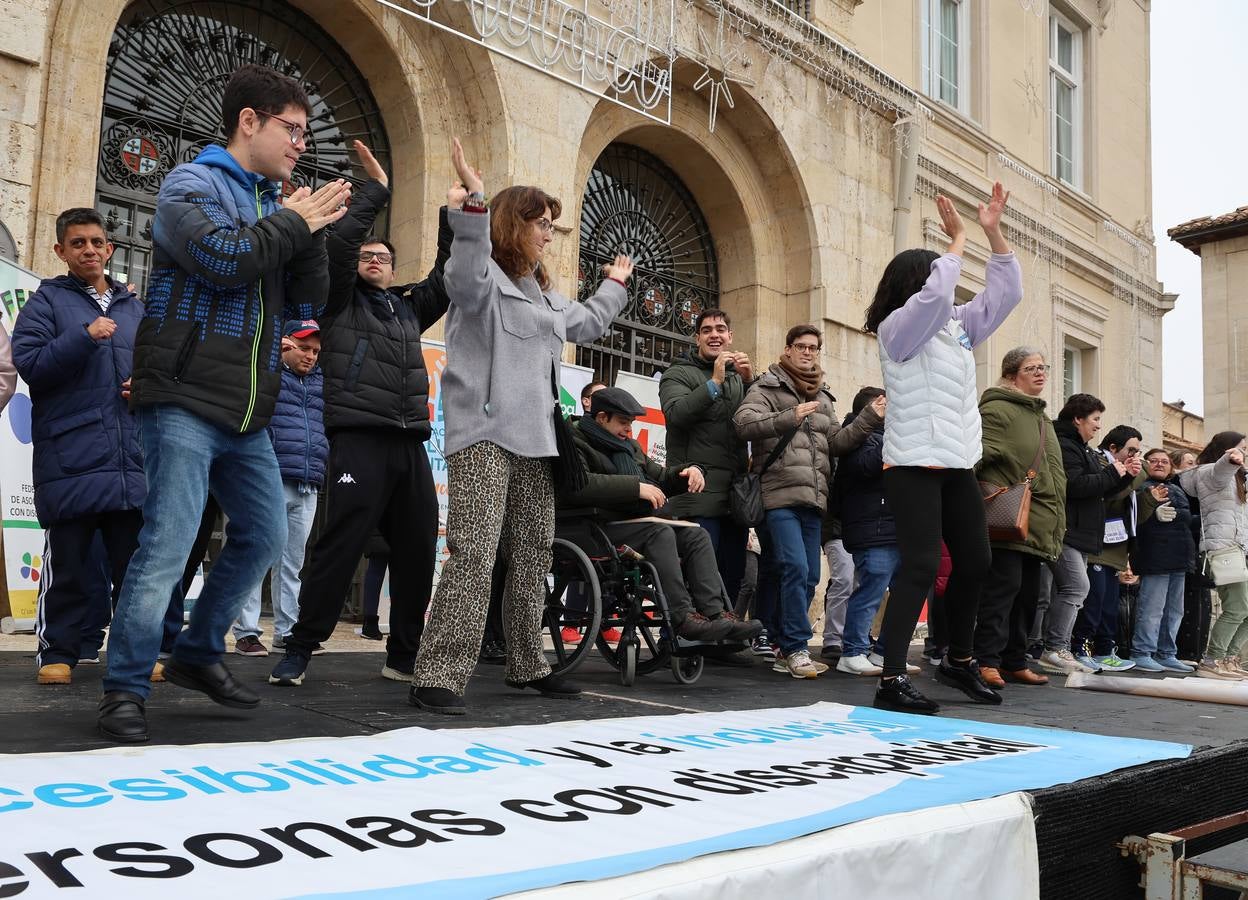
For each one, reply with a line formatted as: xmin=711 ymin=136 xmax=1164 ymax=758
xmin=863 ymin=184 xmax=1023 ymax=715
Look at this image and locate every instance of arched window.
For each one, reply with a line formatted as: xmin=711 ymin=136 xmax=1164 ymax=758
xmin=575 ymin=144 xmax=718 ymax=382
xmin=95 ymin=0 xmax=390 ymax=293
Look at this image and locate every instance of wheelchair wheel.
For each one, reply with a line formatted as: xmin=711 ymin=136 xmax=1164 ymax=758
xmin=543 ymin=538 xmax=602 ymax=676
xmin=620 ymin=637 xmax=638 ymax=686
xmin=597 ymin=561 xmax=671 ymax=677
xmin=671 ymin=653 xmax=703 ymax=685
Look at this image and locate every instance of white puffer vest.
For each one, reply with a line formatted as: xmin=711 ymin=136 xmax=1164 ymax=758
xmin=879 ymin=319 xmax=981 ymax=469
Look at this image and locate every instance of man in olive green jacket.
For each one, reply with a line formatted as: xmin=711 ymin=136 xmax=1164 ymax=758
xmin=561 ymin=387 xmax=762 ymax=643
xmin=659 ymin=309 xmax=753 ymax=602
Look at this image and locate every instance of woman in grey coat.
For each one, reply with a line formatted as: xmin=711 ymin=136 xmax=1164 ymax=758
xmin=1179 ymin=431 xmax=1248 ymax=681
xmin=410 ymin=139 xmax=633 ymax=714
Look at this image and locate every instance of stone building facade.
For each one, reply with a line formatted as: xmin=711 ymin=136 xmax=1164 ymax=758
xmin=2 ymin=0 xmax=1168 ymax=436
xmin=1169 ymin=205 xmax=1248 ymax=438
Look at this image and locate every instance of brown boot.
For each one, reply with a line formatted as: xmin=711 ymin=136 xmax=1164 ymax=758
xmin=37 ymin=663 xmax=71 ymax=685
xmin=978 ymin=665 xmax=1006 ymax=688
xmin=1004 ymin=667 xmax=1049 ymax=685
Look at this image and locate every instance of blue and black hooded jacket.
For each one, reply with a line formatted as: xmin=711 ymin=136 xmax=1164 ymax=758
xmin=131 ymin=144 xmax=328 ymax=433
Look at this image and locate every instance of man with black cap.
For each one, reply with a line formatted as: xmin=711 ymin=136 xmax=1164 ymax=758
xmin=270 ymin=141 xmax=452 ymax=687
xmin=564 ymin=386 xmax=763 ymax=642
xmin=232 ymin=319 xmax=327 ymax=656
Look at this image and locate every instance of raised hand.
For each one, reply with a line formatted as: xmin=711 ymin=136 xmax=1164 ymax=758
xmin=978 ymin=181 xmax=1010 ymax=232
xmin=870 ymin=394 xmax=887 ymax=418
xmin=353 ymin=140 xmax=387 ymax=188
xmin=978 ymin=181 xmax=1011 ymax=253
xmin=1229 ymin=447 xmax=1245 ymax=468
xmin=285 ymin=180 xmax=352 ymax=233
xmin=603 ymin=254 xmax=633 ymax=284
xmin=731 ymin=352 xmax=753 ymax=382
xmin=451 ymin=137 xmax=484 ymax=196
xmin=794 ymin=400 xmax=820 ymax=422
xmin=936 ymin=194 xmax=967 ymax=255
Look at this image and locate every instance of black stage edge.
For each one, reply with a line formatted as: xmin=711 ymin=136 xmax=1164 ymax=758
xmin=1031 ymin=741 xmax=1248 ymax=900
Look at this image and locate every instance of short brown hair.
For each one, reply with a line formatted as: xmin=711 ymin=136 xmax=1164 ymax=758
xmin=490 ymin=186 xmax=562 ymax=290
xmin=785 ymin=324 xmax=821 ymax=347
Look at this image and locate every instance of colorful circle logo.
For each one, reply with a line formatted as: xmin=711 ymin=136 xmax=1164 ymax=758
xmin=20 ymin=552 xmax=40 ymax=582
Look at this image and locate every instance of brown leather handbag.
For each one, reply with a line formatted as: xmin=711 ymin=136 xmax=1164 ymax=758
xmin=979 ymin=421 xmax=1047 ymax=542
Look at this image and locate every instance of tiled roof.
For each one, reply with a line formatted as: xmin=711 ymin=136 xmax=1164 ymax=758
xmin=1169 ymin=206 xmax=1248 ymax=253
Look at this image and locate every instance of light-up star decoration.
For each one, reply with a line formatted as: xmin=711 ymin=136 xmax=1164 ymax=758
xmin=692 ymin=7 xmax=754 ymax=134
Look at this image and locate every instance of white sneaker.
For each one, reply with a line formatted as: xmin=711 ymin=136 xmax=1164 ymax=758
xmin=836 ymin=654 xmax=883 ymax=676
xmin=1039 ymin=649 xmax=1098 ymax=675
xmin=867 ymin=652 xmax=918 ymax=674
xmin=784 ymin=649 xmax=826 ymax=679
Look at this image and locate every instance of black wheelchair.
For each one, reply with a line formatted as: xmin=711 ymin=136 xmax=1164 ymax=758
xmin=542 ymin=509 xmax=738 ymax=685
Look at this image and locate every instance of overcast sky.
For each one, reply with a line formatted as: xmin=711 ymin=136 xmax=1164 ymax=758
xmin=1153 ymin=1 xmax=1248 ymax=416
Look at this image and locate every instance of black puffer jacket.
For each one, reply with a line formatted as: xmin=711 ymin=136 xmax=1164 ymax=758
xmin=830 ymin=412 xmax=894 ymax=553
xmin=319 ymin=181 xmax=451 ymax=436
xmin=1055 ymin=418 xmax=1134 ymax=554
xmin=1134 ymin=476 xmax=1196 ymax=575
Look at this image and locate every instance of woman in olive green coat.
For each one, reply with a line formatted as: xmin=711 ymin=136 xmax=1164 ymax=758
xmin=971 ymin=347 xmax=1066 ymax=686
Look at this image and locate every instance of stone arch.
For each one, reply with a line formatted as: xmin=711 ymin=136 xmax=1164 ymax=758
xmin=31 ymin=0 xmax=508 ymax=279
xmin=571 ymin=59 xmax=819 ymax=363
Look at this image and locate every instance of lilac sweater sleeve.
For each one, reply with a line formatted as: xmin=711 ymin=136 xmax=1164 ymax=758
xmin=877 ymin=254 xmax=962 ymax=363
xmin=951 ymin=252 xmax=1024 ymax=347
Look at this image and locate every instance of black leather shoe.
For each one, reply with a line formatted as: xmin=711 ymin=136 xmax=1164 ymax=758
xmin=162 ymin=659 xmax=260 ymax=709
xmin=873 ymin=675 xmax=940 ymax=715
xmin=98 ymin=691 xmax=149 ymax=743
xmin=409 ymin=685 xmax=466 ymax=715
xmin=936 ymin=658 xmax=1004 ymax=705
xmin=505 ymin=673 xmax=582 ymax=698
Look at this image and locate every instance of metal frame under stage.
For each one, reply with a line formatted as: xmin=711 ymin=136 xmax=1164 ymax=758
xmin=1120 ymin=813 xmax=1248 ymax=900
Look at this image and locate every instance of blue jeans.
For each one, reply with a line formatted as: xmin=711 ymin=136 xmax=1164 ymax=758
xmin=234 ymin=481 xmax=317 ymax=641
xmin=1132 ymin=572 xmax=1186 ymax=659
xmin=103 ymin=405 xmax=286 ymax=698
xmin=844 ymin=546 xmax=900 ymax=658
xmin=762 ymin=506 xmax=822 ymax=654
xmin=691 ymin=516 xmax=748 ymax=601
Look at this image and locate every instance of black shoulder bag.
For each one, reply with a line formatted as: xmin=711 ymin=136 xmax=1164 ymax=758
xmin=729 ymin=428 xmax=799 ymax=527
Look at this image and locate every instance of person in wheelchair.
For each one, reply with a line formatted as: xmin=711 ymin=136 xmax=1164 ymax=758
xmin=563 ymin=387 xmax=764 ymax=643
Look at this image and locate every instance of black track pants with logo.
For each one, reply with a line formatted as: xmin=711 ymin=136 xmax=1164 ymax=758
xmin=286 ymin=429 xmax=438 ymax=666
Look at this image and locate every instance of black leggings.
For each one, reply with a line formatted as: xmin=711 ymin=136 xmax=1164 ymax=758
xmin=879 ymin=467 xmax=990 ymax=677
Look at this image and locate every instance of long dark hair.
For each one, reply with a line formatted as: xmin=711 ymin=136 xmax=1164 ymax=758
xmin=863 ymin=249 xmax=940 ymax=334
xmin=1197 ymin=431 xmax=1247 ymax=504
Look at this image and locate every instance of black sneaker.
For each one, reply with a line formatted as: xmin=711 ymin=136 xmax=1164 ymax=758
xmin=505 ymin=672 xmax=582 ymax=698
xmin=268 ymin=650 xmax=310 ymax=686
xmin=873 ymin=675 xmax=940 ymax=715
xmin=479 ymin=638 xmax=507 ymax=664
xmin=409 ymin=685 xmax=466 ymax=715
xmin=676 ymin=612 xmax=735 ymax=642
xmin=936 ymin=657 xmax=1003 ymax=704
xmin=820 ymin=645 xmax=843 ymax=662
xmin=361 ymin=616 xmax=383 ymax=641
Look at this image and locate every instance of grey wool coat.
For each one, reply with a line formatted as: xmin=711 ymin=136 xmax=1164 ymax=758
xmin=440 ymin=209 xmax=627 ymax=458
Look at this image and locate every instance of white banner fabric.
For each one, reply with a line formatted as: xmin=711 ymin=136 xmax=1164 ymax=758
xmin=0 ymin=702 xmax=1185 ymax=898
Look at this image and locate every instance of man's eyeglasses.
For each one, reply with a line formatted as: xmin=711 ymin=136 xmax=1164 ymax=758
xmin=1124 ymin=447 xmax=1142 ymax=457
xmin=532 ymin=218 xmax=555 ymax=234
xmin=359 ymin=251 xmax=393 ymax=265
xmin=1020 ymin=364 xmax=1051 ymax=375
xmin=262 ymin=111 xmax=308 ymax=146
xmin=790 ymin=343 xmax=821 ymax=354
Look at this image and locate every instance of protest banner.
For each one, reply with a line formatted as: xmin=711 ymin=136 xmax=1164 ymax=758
xmin=0 ymin=258 xmax=41 ymax=629
xmin=0 ymin=702 xmax=1187 ymax=898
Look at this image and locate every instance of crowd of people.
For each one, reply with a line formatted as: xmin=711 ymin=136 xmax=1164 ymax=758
xmin=3 ymin=63 xmax=1246 ymax=744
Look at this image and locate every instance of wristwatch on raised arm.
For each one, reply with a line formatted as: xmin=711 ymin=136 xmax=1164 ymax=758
xmin=462 ymin=191 xmax=487 ymax=213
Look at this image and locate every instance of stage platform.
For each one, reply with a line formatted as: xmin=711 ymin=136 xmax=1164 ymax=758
xmin=1 ymin=648 xmax=1244 ymax=899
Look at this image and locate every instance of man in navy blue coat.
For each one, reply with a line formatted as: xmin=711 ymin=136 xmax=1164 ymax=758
xmin=232 ymin=319 xmax=327 ymax=656
xmin=11 ymin=207 xmax=146 ymax=685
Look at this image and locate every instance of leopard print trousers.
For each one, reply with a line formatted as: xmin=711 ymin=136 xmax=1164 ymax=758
xmin=413 ymin=441 xmax=554 ymax=694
